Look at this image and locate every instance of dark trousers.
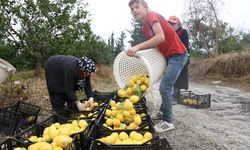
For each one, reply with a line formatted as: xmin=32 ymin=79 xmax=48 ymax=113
xmin=48 ymin=93 xmax=77 ymax=117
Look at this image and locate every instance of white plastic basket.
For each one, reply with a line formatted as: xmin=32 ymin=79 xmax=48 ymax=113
xmin=0 ymin=58 xmax=16 ymax=84
xmin=113 ymin=48 xmax=166 ymax=115
xmin=113 ymin=48 xmax=166 ymax=90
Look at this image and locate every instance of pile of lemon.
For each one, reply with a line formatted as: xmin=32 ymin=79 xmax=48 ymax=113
xmin=98 ymin=131 xmax=153 ymax=145
xmin=102 ymin=99 xmax=148 ymax=131
xmin=117 ymin=74 xmax=149 ymax=102
xmin=183 ymin=98 xmax=201 ymax=105
xmin=15 ymin=119 xmax=88 ymax=150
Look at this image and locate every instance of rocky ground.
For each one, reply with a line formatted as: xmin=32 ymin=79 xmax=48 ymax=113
xmin=155 ymin=81 xmax=250 ymax=150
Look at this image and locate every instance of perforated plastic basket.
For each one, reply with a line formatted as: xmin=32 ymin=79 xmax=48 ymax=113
xmin=113 ymin=49 xmax=166 ymax=115
xmin=113 ymin=49 xmax=166 ymax=90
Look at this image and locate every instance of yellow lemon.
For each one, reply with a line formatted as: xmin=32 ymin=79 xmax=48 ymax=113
xmin=140 ymin=84 xmax=148 ymax=92
xmin=118 ymin=89 xmax=126 ymax=98
xmin=144 ymin=131 xmax=153 ymax=140
xmin=130 ymin=95 xmax=139 ymax=104
xmin=109 ymin=100 xmax=116 ymax=107
xmin=112 ymin=118 xmax=121 ymax=127
xmin=119 ymin=132 xmax=129 ymax=140
xmin=105 ymin=109 xmax=112 ymax=117
xmin=133 ymin=115 xmax=142 ymax=126
xmin=116 ymin=114 xmax=124 ymax=122
xmin=106 ymin=118 xmax=113 ymax=126
xmin=127 ymin=79 xmax=135 ymax=87
xmin=124 ymin=100 xmax=133 ymax=111
xmin=29 ymin=136 xmax=38 ymax=142
xmin=126 ymin=87 xmax=133 ymax=96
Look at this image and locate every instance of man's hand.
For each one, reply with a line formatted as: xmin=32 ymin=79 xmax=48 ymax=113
xmin=75 ymin=101 xmax=86 ymax=111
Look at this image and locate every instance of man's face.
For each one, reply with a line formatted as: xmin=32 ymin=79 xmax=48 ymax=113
xmin=130 ymin=2 xmax=147 ymax=22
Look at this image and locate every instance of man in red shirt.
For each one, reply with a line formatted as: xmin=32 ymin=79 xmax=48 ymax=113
xmin=127 ymin=0 xmax=188 ymax=132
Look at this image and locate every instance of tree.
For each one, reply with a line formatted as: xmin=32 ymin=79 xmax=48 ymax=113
xmin=108 ymin=32 xmax=115 ymax=54
xmin=183 ymin=0 xmax=224 ymax=56
xmin=128 ymin=19 xmax=146 ymax=47
xmin=114 ymin=31 xmax=126 ymax=57
xmin=0 ymin=0 xmax=92 ymax=76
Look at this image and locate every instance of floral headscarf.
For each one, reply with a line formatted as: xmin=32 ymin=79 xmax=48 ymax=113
xmin=77 ymin=57 xmax=96 ymax=89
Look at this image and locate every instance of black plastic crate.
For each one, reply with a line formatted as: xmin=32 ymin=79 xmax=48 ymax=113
xmin=15 ymin=123 xmax=46 ymax=143
xmin=88 ymin=124 xmax=171 ymax=150
xmin=93 ymin=90 xmax=117 ymax=101
xmin=179 ymin=90 xmax=211 ymax=108
xmin=40 ymin=114 xmax=92 ymax=149
xmin=58 ymin=108 xmax=103 ymax=123
xmin=0 ymin=101 xmax=40 ymax=135
xmin=0 ymin=137 xmax=29 ymax=150
xmin=15 ymin=123 xmax=79 ymax=150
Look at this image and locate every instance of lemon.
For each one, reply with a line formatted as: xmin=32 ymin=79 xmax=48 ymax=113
xmin=124 ymin=100 xmax=133 ymax=111
xmin=106 ymin=118 xmax=113 ymax=126
xmin=105 ymin=135 xmax=116 ymax=144
xmin=132 ymin=133 xmax=143 ymax=141
xmin=93 ymin=102 xmax=98 ymax=106
xmin=105 ymin=109 xmax=112 ymax=117
xmin=118 ymin=89 xmax=126 ymax=98
xmin=119 ymin=132 xmax=129 ymax=140
xmin=14 ymin=147 xmax=27 ymax=150
xmin=116 ymin=114 xmax=124 ymax=122
xmin=123 ymin=110 xmax=131 ymax=117
xmin=140 ymin=84 xmax=148 ymax=92
xmin=29 ymin=136 xmax=38 ymax=142
xmin=129 ymin=109 xmax=136 ymax=116
xmin=48 ymin=127 xmax=59 ymax=139
xmin=130 ymin=95 xmax=139 ymax=104
xmin=127 ymin=79 xmax=135 ymax=87
xmin=110 ymin=132 xmax=119 ymax=139
xmin=109 ymin=100 xmax=116 ymax=107
xmin=126 ymin=87 xmax=133 ymax=96
xmin=115 ymin=138 xmax=122 ymax=144
xmin=59 ymin=127 xmax=71 ymax=136
xmin=79 ymin=120 xmax=88 ymax=129
xmin=129 ymin=131 xmax=137 ymax=138
xmin=133 ymin=115 xmax=142 ymax=126
xmin=144 ymin=131 xmax=153 ymax=140
xmin=112 ymin=118 xmax=121 ymax=127
xmin=71 ymin=120 xmax=78 ymax=127
xmin=55 ymin=135 xmax=72 ymax=148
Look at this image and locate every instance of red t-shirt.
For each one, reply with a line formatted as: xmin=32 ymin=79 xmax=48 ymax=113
xmin=142 ymin=12 xmax=186 ymax=58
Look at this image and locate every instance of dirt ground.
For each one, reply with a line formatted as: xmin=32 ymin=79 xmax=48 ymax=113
xmin=158 ymin=81 xmax=250 ymax=150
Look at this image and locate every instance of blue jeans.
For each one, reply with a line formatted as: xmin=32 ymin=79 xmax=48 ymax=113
xmin=159 ymin=52 xmax=188 ymax=123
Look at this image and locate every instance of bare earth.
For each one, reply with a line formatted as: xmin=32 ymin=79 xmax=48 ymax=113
xmin=157 ymin=81 xmax=250 ymax=150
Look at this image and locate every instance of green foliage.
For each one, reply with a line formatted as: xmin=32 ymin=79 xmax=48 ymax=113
xmin=128 ymin=19 xmax=146 ymax=47
xmin=114 ymin=31 xmax=126 ymax=57
xmin=0 ymin=0 xmax=113 ymax=70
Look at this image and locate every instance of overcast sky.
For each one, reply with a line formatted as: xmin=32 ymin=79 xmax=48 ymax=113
xmin=86 ymin=0 xmax=250 ymax=46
